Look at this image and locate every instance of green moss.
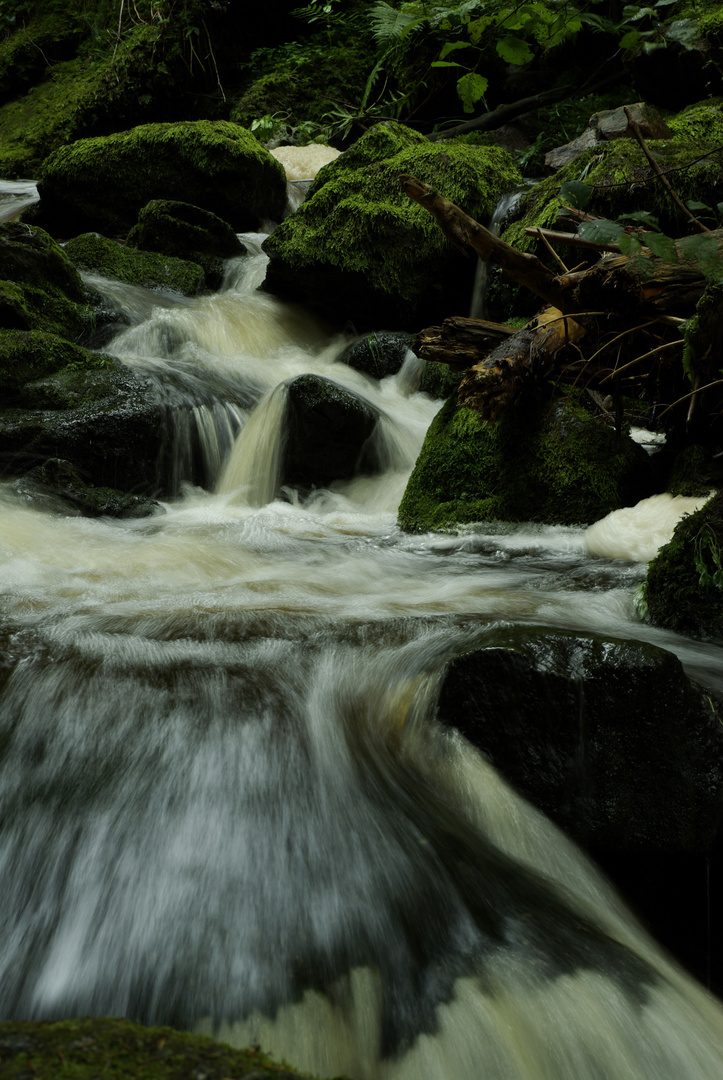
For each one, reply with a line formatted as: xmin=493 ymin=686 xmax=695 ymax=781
xmin=37 ymin=120 xmax=286 ymax=236
xmin=397 ymin=391 xmax=652 ymax=532
xmin=643 ymin=491 xmax=723 ymax=639
xmin=419 ymin=360 xmax=461 ymax=399
xmin=0 ymin=1016 xmax=335 ymax=1079
xmin=667 ymin=444 xmax=718 ymax=497
xmin=0 ymin=222 xmax=92 ymax=340
xmin=65 ymin=233 xmax=205 ymax=295
xmin=0 ymin=328 xmax=112 ymax=405
xmin=263 ymin=123 xmax=522 ymax=328
xmin=232 ymin=38 xmax=374 ymax=135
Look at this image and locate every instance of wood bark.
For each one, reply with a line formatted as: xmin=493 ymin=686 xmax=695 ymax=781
xmin=414 ymin=317 xmax=515 ymax=370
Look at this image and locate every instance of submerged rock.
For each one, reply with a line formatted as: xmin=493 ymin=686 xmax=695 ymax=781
xmin=10 ymin=458 xmax=161 ymax=518
xmin=34 ymin=121 xmax=287 ymax=238
xmin=126 ymin=200 xmax=245 ymax=291
xmin=65 ymin=232 xmax=205 ymax=295
xmin=282 ymin=374 xmax=379 ymax=489
xmin=438 ymin=625 xmax=723 ymax=854
xmin=397 ymin=392 xmax=653 ymax=532
xmin=0 ymin=221 xmax=92 ymax=340
xmin=262 ymin=121 xmax=522 ymax=331
xmin=643 ymin=490 xmax=723 ymax=639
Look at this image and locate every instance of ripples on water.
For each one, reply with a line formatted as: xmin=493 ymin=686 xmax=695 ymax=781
xmin=1 ymin=225 xmax=722 ymax=1079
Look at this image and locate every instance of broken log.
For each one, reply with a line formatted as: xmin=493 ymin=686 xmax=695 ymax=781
xmin=415 ymin=317 xmax=515 ymax=370
xmin=457 ymin=308 xmax=586 ymax=419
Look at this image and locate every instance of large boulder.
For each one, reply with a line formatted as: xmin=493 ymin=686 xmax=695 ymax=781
xmin=64 ymin=233 xmax=205 ymax=296
xmin=281 ymin=374 xmax=379 ymax=489
xmin=0 ymin=222 xmax=92 ymax=341
xmin=262 ymin=122 xmax=522 ymax=331
xmin=335 ymin=331 xmax=415 ymax=380
xmin=643 ymin=490 xmax=723 ymax=639
xmin=10 ymin=458 xmax=160 ymax=519
xmin=126 ymin=200 xmax=245 ymax=291
xmin=0 ymin=330 xmax=165 ymax=494
xmin=34 ymin=121 xmax=287 ymax=238
xmin=397 ymin=391 xmax=653 ymax=532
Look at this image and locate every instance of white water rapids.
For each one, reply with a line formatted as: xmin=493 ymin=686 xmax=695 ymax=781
xmin=1 ymin=225 xmax=723 ymax=1079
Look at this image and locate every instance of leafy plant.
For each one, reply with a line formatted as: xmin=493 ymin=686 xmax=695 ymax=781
xmin=693 ymin=523 xmax=723 ymax=591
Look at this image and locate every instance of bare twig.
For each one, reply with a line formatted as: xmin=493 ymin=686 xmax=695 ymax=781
xmin=535 ymin=227 xmax=569 ymax=272
xmin=600 ymin=338 xmax=681 ymax=382
xmin=624 ymin=106 xmax=711 ymax=234
xmin=113 ymin=0 xmax=125 ymax=61
xmin=657 ymin=377 xmax=723 ymax=419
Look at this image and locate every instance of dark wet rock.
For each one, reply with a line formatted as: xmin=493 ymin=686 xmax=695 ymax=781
xmin=262 ymin=121 xmax=522 ymax=331
xmin=545 ymin=102 xmax=673 ymax=170
xmin=65 ymin=233 xmax=205 ymax=296
xmin=0 ymin=355 xmax=165 ymax=494
xmin=126 ymin=200 xmax=245 ymax=291
xmin=398 ymin=391 xmax=654 ymax=532
xmin=643 ymin=490 xmax=723 ymax=640
xmin=282 ymin=374 xmax=379 ymax=489
xmin=335 ymin=331 xmax=414 ymax=380
xmin=438 ymin=625 xmax=723 ymax=855
xmin=10 ymin=458 xmax=161 ymax=518
xmin=0 ymin=221 xmax=92 ymax=341
xmin=34 ymin=121 xmax=287 ymax=238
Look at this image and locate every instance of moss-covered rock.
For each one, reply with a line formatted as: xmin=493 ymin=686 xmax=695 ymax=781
xmin=643 ymin=490 xmax=723 ymax=639
xmin=126 ymin=200 xmax=245 ymax=291
xmin=262 ymin=121 xmax=522 ymax=331
xmin=397 ymin=392 xmax=654 ymax=532
xmin=0 ymin=222 xmax=93 ymax=340
xmin=419 ymin=359 xmax=462 ymax=399
xmin=65 ymin=232 xmax=205 ymax=295
xmin=0 ymin=353 xmax=165 ymax=494
xmin=0 ymin=329 xmax=109 ymax=402
xmin=35 ymin=121 xmax=287 ymax=238
xmin=0 ymin=1017 xmax=331 ymax=1079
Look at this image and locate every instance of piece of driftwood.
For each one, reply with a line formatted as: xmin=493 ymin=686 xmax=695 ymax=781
xmin=415 ymin=317 xmax=516 ymax=370
xmin=457 ymin=307 xmax=586 ymax=419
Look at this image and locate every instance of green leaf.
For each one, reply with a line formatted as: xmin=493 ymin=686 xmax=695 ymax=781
xmin=431 ymin=60 xmax=465 ymax=67
xmin=617 ymin=210 xmax=660 ymax=228
xmin=685 ymin=200 xmax=713 ymax=213
xmin=618 ymin=233 xmax=644 ymax=256
xmin=643 ymin=231 xmax=678 ymax=261
xmin=667 ymin=18 xmax=698 ymax=45
xmin=619 ymin=29 xmax=641 ymax=48
xmin=440 ymin=39 xmax=473 ymax=59
xmin=560 ymin=180 xmax=592 ymax=210
xmin=456 ymin=71 xmax=489 ymax=113
xmin=577 ymin=219 xmax=627 ymax=245
xmin=496 ymin=34 xmax=535 ymax=64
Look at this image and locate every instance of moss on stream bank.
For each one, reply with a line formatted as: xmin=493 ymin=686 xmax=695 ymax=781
xmin=0 ymin=1017 xmax=341 ymax=1079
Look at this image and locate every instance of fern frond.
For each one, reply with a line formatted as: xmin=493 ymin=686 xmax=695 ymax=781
xmin=369 ymin=1 xmax=425 ymax=43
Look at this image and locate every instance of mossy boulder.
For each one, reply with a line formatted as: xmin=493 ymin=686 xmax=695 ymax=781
xmin=0 ymin=222 xmax=92 ymax=341
xmin=35 ymin=121 xmax=287 ymax=238
xmin=397 ymin=392 xmax=654 ymax=532
xmin=126 ymin=200 xmax=245 ymax=291
xmin=0 ymin=329 xmax=108 ymax=403
xmin=438 ymin=625 xmax=723 ymax=853
xmin=282 ymin=374 xmax=379 ymax=489
xmin=262 ymin=121 xmax=522 ymax=331
xmin=10 ymin=458 xmax=161 ymax=519
xmin=0 ymin=346 xmax=165 ymax=494
xmin=643 ymin=490 xmax=723 ymax=639
xmin=65 ymin=232 xmax=205 ymax=296
xmin=0 ymin=1017 xmax=330 ymax=1080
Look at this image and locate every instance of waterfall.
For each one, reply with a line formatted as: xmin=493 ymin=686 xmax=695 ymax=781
xmin=469 ymin=189 xmax=527 ymax=319
xmin=2 ymin=199 xmax=723 ymax=1080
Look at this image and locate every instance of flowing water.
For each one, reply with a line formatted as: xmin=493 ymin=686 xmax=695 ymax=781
xmin=1 ymin=213 xmax=723 ymax=1078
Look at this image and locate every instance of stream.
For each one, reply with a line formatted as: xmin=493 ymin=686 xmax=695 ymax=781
xmin=1 ymin=191 xmax=723 ymax=1077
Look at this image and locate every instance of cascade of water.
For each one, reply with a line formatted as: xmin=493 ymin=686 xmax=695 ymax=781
xmin=469 ymin=189 xmax=527 ymax=320
xmin=0 ymin=178 xmax=39 ymax=222
xmin=1 ymin=186 xmax=723 ymax=1080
